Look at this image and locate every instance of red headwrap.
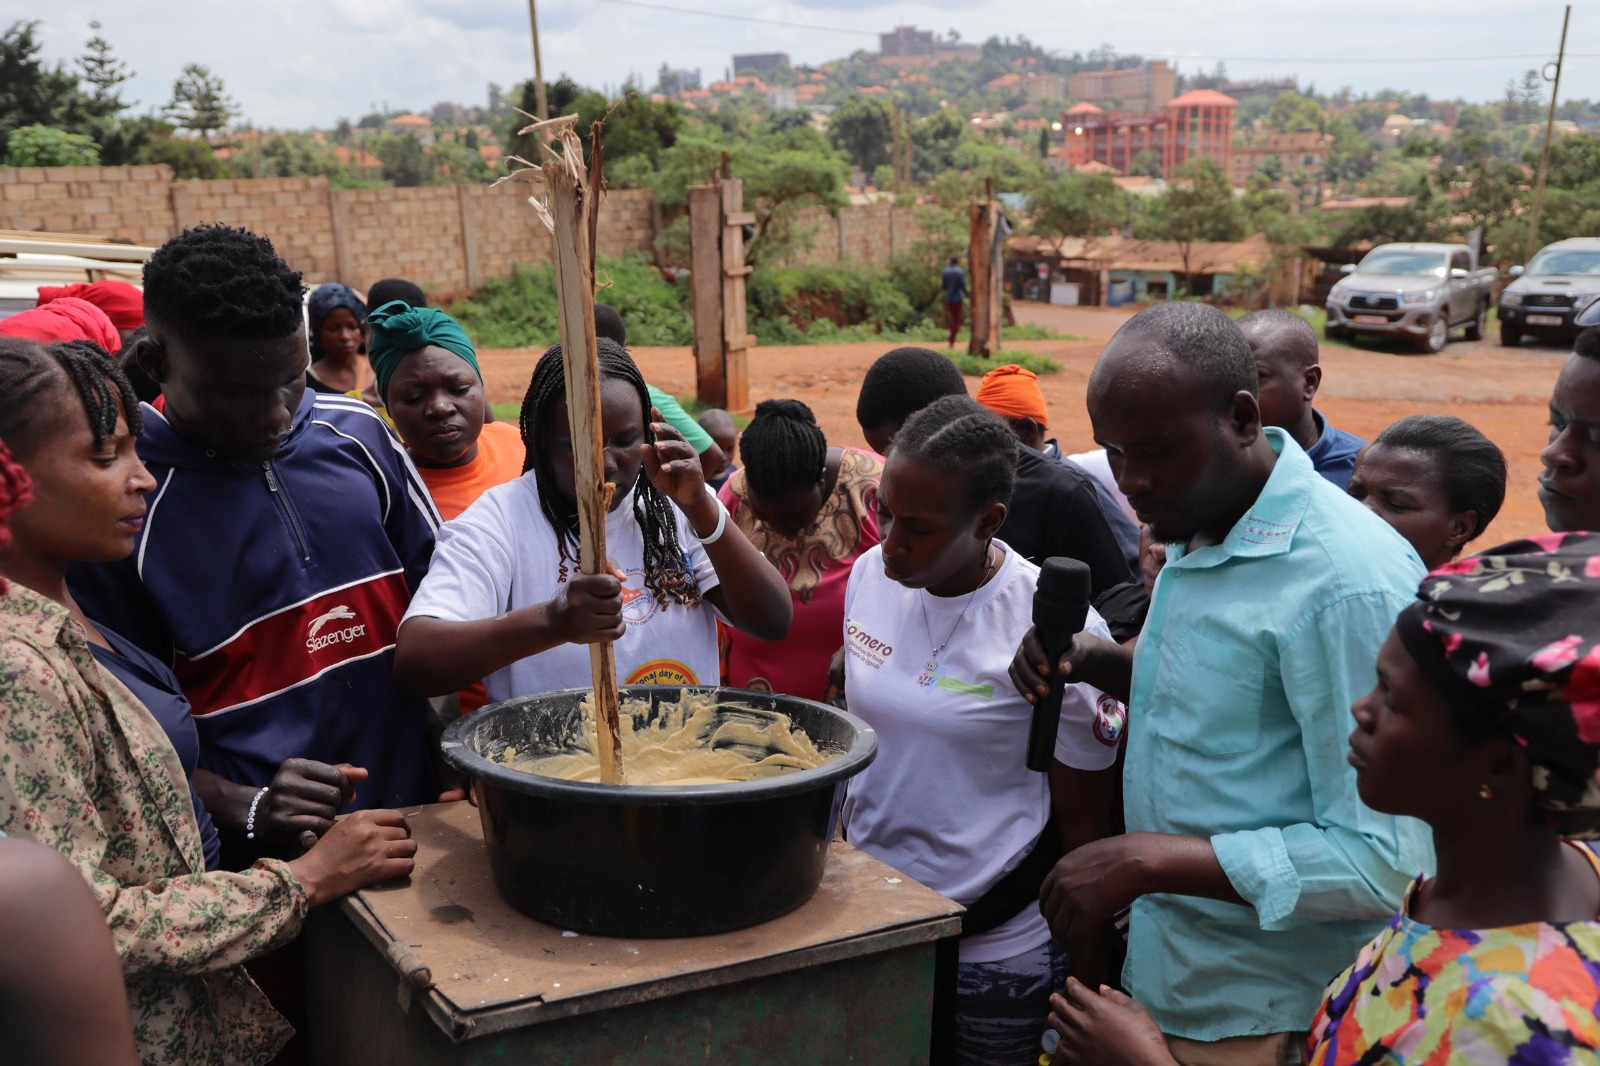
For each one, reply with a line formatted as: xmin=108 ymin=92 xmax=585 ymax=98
xmin=0 ymin=298 xmax=120 ymax=352
xmin=975 ymin=363 xmax=1050 ymax=430
xmin=36 ymin=280 xmax=144 ymax=330
xmin=0 ymin=439 xmax=32 ymax=594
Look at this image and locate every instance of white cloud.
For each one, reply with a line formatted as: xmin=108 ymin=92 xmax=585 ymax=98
xmin=21 ymin=0 xmax=1597 ymax=129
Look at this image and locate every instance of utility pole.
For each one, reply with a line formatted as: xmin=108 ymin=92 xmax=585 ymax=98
xmin=1526 ymin=4 xmax=1571 ymax=264
xmin=527 ymin=0 xmax=549 ymax=121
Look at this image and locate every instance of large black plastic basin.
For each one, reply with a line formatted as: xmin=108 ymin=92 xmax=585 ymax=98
xmin=439 ymin=686 xmax=877 ymax=938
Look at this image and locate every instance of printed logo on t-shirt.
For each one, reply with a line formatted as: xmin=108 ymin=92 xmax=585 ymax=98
xmin=307 ymin=604 xmax=366 ymax=652
xmin=625 ymin=659 xmax=699 ymax=685
xmin=619 ymin=567 xmax=657 ymax=625
xmin=1093 ymin=694 xmax=1126 ymax=747
xmin=844 ymin=620 xmax=894 ymax=670
xmin=919 ymin=664 xmax=995 ymax=702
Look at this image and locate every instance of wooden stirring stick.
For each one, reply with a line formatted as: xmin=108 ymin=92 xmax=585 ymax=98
xmin=500 ymin=113 xmax=625 ymax=783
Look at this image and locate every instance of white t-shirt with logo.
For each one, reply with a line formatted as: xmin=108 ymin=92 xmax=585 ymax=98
xmin=841 ymin=541 xmax=1124 ymax=964
xmin=403 ymin=474 xmax=722 ymax=701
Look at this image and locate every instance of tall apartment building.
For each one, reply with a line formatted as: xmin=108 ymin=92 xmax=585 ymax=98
xmin=731 ymin=52 xmax=790 ymax=75
xmin=879 ymin=25 xmax=937 ymax=57
xmin=1067 ymin=61 xmax=1177 ymax=114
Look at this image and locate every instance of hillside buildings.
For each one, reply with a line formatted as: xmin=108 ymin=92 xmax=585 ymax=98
xmin=1062 ymin=89 xmax=1237 ymax=181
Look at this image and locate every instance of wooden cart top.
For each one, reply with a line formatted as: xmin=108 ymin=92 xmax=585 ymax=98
xmin=340 ymin=802 xmax=963 ymax=1039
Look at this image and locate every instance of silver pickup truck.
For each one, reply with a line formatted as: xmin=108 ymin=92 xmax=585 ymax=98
xmin=1324 ymin=242 xmax=1498 ymax=353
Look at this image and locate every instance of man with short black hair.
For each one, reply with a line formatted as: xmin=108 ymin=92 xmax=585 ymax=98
xmin=71 ymin=224 xmax=442 ymax=865
xmin=942 ymin=256 xmax=968 ymax=349
xmin=1014 ymin=302 xmax=1428 ymax=1066
xmin=1238 ymin=309 xmax=1365 ymax=490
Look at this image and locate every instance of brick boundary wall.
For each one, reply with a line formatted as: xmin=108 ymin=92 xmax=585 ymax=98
xmin=1 ymin=165 xmax=933 ymax=297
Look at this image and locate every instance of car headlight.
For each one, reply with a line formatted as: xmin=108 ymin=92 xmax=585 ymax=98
xmin=1402 ymin=289 xmax=1436 ymax=305
xmin=1501 ymin=292 xmax=1522 ymax=307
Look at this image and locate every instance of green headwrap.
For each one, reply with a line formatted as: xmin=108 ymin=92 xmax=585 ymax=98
xmin=366 ymin=300 xmax=480 ymax=403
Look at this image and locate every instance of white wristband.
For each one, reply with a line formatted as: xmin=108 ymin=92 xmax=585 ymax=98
xmin=696 ymin=490 xmax=729 ymax=545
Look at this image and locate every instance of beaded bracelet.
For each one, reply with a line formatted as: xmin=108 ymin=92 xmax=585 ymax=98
xmin=245 ymin=786 xmax=270 ymax=841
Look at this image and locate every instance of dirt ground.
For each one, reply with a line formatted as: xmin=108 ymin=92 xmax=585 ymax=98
xmin=478 ymin=301 xmax=1570 ymax=543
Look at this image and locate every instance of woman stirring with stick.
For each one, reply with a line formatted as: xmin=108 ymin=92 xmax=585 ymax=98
xmin=1047 ymin=534 xmax=1600 ymax=1064
xmin=394 ymin=340 xmax=790 ymax=709
xmin=0 ymin=337 xmax=418 ymax=1065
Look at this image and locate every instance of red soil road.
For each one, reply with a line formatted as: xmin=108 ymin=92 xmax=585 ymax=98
xmin=477 ymin=302 xmax=1570 ymax=545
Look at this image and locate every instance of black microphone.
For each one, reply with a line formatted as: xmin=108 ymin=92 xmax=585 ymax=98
xmin=1026 ymin=557 xmax=1092 ymax=772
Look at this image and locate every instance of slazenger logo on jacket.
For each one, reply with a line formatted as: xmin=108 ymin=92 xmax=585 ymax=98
xmin=307 ymin=605 xmax=366 ymax=652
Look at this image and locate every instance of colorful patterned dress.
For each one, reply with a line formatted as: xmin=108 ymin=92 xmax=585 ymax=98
xmin=1309 ymin=853 xmax=1600 ymax=1064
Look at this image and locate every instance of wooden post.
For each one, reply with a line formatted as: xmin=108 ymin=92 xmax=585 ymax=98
xmin=968 ymin=200 xmax=1002 ymax=358
xmin=721 ymin=178 xmax=754 ymax=415
xmin=689 ymin=184 xmax=725 ymax=405
xmin=687 ymin=176 xmax=754 ymax=415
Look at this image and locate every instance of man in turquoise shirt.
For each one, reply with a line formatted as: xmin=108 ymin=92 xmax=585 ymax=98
xmin=1014 ymin=303 xmax=1430 ymax=1065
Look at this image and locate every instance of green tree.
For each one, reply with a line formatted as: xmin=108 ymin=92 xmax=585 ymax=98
xmin=1139 ymin=158 xmax=1246 ymax=295
xmin=163 ymin=63 xmax=236 ymax=140
xmin=1029 ymin=171 xmax=1128 ymax=243
xmin=4 ymin=123 xmax=99 ymax=166
xmin=911 ymin=108 xmax=966 ymax=183
xmin=429 ymin=137 xmax=492 ymax=184
xmin=0 ymin=20 xmax=90 ymax=156
xmin=76 ymin=21 xmax=131 ymax=120
xmin=1434 ymin=138 xmax=1524 ymax=261
xmin=372 ymin=132 xmax=429 ymax=186
xmin=1266 ymin=91 xmax=1324 ymax=133
xmin=828 ymin=94 xmax=895 ymax=174
xmin=133 ymin=127 xmax=228 ymax=178
xmin=509 ymin=79 xmax=680 ymax=172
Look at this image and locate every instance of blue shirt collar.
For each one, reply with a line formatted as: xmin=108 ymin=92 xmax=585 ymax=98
xmin=1169 ymin=428 xmax=1315 ymax=567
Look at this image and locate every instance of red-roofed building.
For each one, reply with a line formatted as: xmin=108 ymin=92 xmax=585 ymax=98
xmin=1061 ymin=90 xmax=1237 ymax=180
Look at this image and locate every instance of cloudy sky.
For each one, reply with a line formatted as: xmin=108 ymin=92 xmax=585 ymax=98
xmin=23 ymin=0 xmax=1598 ymax=130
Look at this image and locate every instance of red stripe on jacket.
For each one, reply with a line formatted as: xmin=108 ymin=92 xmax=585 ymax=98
xmin=175 ymin=572 xmax=409 ymax=715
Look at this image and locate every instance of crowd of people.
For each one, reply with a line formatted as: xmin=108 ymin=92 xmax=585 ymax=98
xmin=0 ymin=221 xmax=1597 ymax=1066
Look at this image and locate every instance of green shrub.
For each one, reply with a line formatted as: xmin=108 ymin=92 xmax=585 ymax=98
xmin=446 ymin=251 xmax=692 ymax=349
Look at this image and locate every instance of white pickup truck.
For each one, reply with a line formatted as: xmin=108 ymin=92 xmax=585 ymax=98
xmin=1324 ymin=242 xmax=1499 ymax=353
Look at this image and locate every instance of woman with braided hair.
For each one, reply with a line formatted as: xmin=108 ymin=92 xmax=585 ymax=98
xmin=718 ymin=398 xmax=882 ymax=700
xmin=0 ymin=336 xmax=418 ymax=1065
xmin=396 ymin=339 xmax=790 ymax=701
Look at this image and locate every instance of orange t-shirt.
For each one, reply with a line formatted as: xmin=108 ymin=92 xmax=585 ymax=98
xmin=415 ymin=420 xmax=525 ymax=713
xmin=417 ymin=420 xmax=526 ymax=521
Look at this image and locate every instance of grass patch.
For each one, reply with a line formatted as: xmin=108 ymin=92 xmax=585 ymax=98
xmin=948 ymin=350 xmax=1059 ymax=375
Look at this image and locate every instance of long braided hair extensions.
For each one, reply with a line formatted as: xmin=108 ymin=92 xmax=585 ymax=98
xmin=518 ymin=338 xmax=702 ymax=609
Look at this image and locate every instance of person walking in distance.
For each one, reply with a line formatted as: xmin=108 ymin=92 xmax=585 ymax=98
xmin=943 ymin=256 xmax=968 ymax=349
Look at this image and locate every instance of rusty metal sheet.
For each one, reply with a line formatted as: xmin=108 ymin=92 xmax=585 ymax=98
xmin=348 ymin=802 xmax=961 ymax=1033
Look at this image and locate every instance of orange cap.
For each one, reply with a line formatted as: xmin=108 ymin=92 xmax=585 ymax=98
xmin=975 ymin=363 xmax=1048 ymax=429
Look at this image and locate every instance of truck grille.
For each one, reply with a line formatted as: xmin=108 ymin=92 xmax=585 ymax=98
xmin=1348 ymin=293 xmax=1400 ymax=311
xmin=1523 ymin=294 xmax=1575 ymax=309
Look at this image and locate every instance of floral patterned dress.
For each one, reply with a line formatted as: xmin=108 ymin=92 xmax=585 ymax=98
xmin=1309 ymin=851 xmax=1600 ymax=1065
xmin=0 ymin=584 xmax=308 ymax=1065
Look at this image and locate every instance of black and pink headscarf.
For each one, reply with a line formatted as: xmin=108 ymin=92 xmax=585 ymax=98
xmin=1397 ymin=533 xmax=1600 ymax=838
